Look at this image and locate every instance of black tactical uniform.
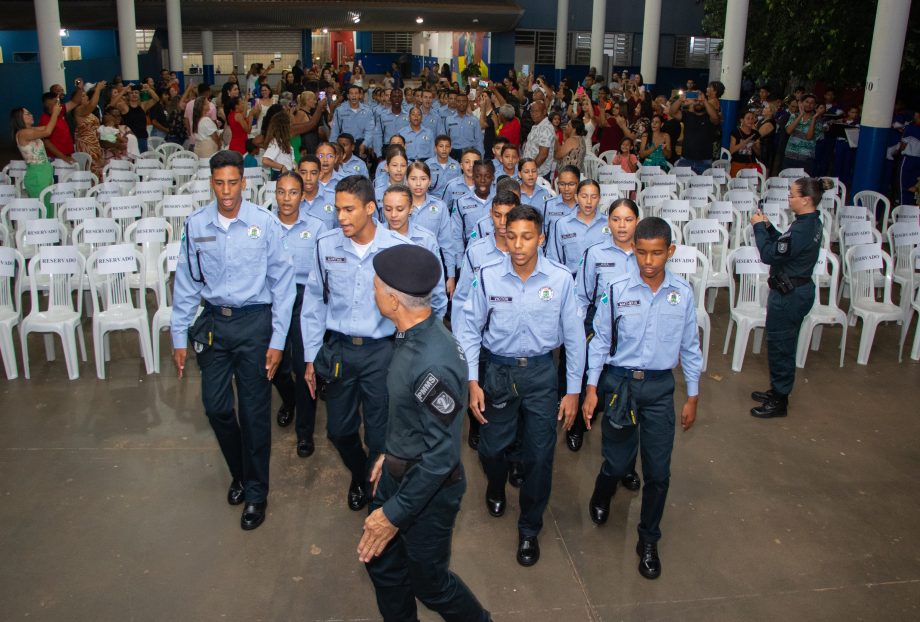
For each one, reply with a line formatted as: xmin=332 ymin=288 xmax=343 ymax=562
xmin=751 ymin=211 xmax=822 ymax=417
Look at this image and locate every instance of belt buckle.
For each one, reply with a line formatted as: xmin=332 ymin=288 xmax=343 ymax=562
xmin=515 ymin=357 xmax=528 ymax=367
xmin=220 ymin=307 xmax=232 ymax=317
xmin=631 ymin=370 xmax=645 ymax=380
xmin=351 ymin=336 xmax=364 ymax=346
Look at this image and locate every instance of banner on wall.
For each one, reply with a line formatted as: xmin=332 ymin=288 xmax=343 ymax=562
xmin=452 ymin=32 xmax=489 ymax=80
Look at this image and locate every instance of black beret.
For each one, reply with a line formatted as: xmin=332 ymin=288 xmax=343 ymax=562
xmin=373 ymin=244 xmax=441 ymax=296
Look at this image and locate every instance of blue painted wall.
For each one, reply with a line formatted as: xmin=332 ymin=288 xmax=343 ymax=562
xmin=514 ymin=0 xmax=705 ymax=34
xmin=0 ymin=29 xmax=118 ymax=60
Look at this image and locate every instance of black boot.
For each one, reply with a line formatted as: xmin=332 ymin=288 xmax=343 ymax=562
xmin=588 ymin=472 xmax=618 ymax=525
xmin=751 ymin=388 xmax=779 ymax=403
xmin=751 ymin=394 xmax=788 ymax=418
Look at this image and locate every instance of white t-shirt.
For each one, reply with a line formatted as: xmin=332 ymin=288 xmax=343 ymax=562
xmin=195 ymin=116 xmax=219 ymax=143
xmin=263 ymin=140 xmax=295 ymax=172
xmin=351 ymin=239 xmax=372 ymax=259
xmin=217 ymin=214 xmax=236 ymax=230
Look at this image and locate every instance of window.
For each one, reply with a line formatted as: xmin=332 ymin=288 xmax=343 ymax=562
xmin=674 ymin=35 xmax=721 ymax=69
xmin=370 ymin=32 xmax=412 ymax=54
xmin=136 ymin=30 xmax=156 ymax=55
xmin=569 ymin=32 xmax=592 ymax=65
xmin=604 ymin=33 xmax=633 ymax=66
xmin=515 ymin=30 xmax=556 ymax=65
xmin=62 ymin=46 xmax=82 ymax=61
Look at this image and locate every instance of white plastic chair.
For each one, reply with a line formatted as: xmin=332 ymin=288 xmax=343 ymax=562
xmin=105 ymin=169 xmax=140 ymax=194
xmin=151 ymin=243 xmax=180 ymax=373
xmin=86 ymin=244 xmax=154 ymax=379
xmin=85 ymin=181 xmax=123 ymax=208
xmin=0 ymin=246 xmax=25 ymax=378
xmin=779 ymin=168 xmax=807 ymax=179
xmin=257 ymin=181 xmax=278 ymax=206
xmin=796 ymin=250 xmax=847 ymax=368
xmin=72 ymin=218 xmax=121 ymax=257
xmin=667 ymin=244 xmax=711 ymax=372
xmin=157 ymin=195 xmax=195 ymax=236
xmin=103 ymin=159 xmax=134 ymax=176
xmin=1 ymin=198 xmax=43 ymax=239
xmin=16 ymin=219 xmax=66 ymax=261
xmin=52 ymin=159 xmax=78 ymax=183
xmin=681 ymin=187 xmax=717 ymax=215
xmin=61 ymin=170 xmax=99 ymax=194
xmin=147 ymin=136 xmax=165 ymax=152
xmin=134 ymin=157 xmax=165 ymax=181
xmin=723 ymin=246 xmax=769 ymax=372
xmin=737 ymin=167 xmax=765 ymax=195
xmin=123 ymin=217 xmax=173 ymax=307
xmin=71 ymin=152 xmax=93 ymax=172
xmin=0 ymin=223 xmax=9 ymax=247
xmin=684 ymin=218 xmax=731 ymax=313
xmin=59 ymin=197 xmax=100 ymax=238
xmin=156 ymin=142 xmax=186 ymax=162
xmin=19 ymin=247 xmax=87 ymax=379
xmin=105 ymin=196 xmax=148 ymax=240
xmin=659 ymin=199 xmax=692 ymax=228
xmin=688 ymin=174 xmax=719 ymax=198
xmin=535 ymin=176 xmax=554 ymax=194
xmin=886 ymin=221 xmax=920 ymax=315
xmin=638 ymin=186 xmax=677 ymax=215
xmin=853 ymin=190 xmax=891 ymax=237
xmin=845 ymin=245 xmax=901 ymax=365
xmin=38 ymin=182 xmax=79 ymax=218
xmin=898 ymin=247 xmax=920 ymax=362
xmin=890 ymin=204 xmax=919 ymax=226
xmin=598 ymin=150 xmax=617 ymax=166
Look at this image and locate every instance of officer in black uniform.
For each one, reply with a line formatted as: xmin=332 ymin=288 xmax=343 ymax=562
xmin=359 ymin=244 xmax=491 ymax=622
xmin=750 ymin=177 xmax=825 ymax=418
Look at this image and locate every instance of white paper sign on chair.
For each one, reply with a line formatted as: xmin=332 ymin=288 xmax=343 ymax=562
xmin=82 ymin=218 xmax=118 ymax=244
xmin=659 ymin=200 xmax=691 ymax=222
xmin=134 ymin=220 xmax=167 ymax=243
xmin=667 ymin=245 xmax=697 ymax=275
xmin=689 ymin=175 xmax=714 ymax=189
xmin=192 ymin=190 xmax=211 ymax=204
xmin=109 ymin=196 xmax=143 ymax=219
xmin=813 ymin=249 xmax=828 ymax=275
xmin=64 ymin=197 xmax=98 ymax=221
xmin=842 ymin=222 xmax=876 ymax=247
xmin=849 ymin=245 xmax=883 ymax=272
xmin=39 ymin=246 xmax=80 ymax=274
xmin=891 ymin=224 xmax=920 ymax=247
xmin=0 ymin=246 xmax=16 ymax=277
xmin=6 ymin=198 xmax=42 ymax=221
xmin=761 ymin=202 xmax=786 ymax=222
xmin=25 ymin=220 xmax=61 ymax=245
xmin=707 ymin=201 xmax=733 ymax=223
xmin=171 ymin=161 xmax=196 ymax=176
xmin=687 ymin=219 xmax=720 ymax=244
xmin=166 ymin=241 xmax=181 ymax=271
xmin=95 ymin=243 xmax=137 ymax=275
xmin=50 ymin=183 xmax=78 ymax=204
xmin=734 ymin=250 xmax=769 ymax=274
xmin=0 ymin=185 xmax=18 ymax=204
xmin=244 ymin=167 xmax=263 ymax=184
xmin=162 ymin=197 xmax=193 ymax=218
xmin=599 ymin=184 xmax=619 ymax=210
xmin=838 ymin=206 xmax=870 ymax=226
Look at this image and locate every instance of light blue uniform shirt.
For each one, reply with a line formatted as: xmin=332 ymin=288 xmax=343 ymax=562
xmin=301 ymin=189 xmax=337 ymax=230
xmin=457 ymin=254 xmax=586 ymax=393
xmin=442 ymin=176 xmax=473 ymax=208
xmin=586 ymin=271 xmax=702 ymax=396
xmin=404 ymin=126 xmax=435 ymax=161
xmin=378 ymin=109 xmax=411 ymax=153
xmin=470 ymin=214 xmax=494 ymax=241
xmin=450 ymin=235 xmax=506 ymax=328
xmin=300 ymin=224 xmax=413 ymax=361
xmin=171 ymin=200 xmax=296 ymax=350
xmin=446 ymin=112 xmax=483 ymax=152
xmin=410 ymin=195 xmax=456 ymax=273
xmin=521 ymin=186 xmax=551 ymax=211
xmin=547 ymin=210 xmax=610 ymax=274
xmin=381 ymin=222 xmax=448 ymax=318
xmin=575 ymin=240 xmax=636 ymax=314
xmin=282 ymin=210 xmax=329 ymax=285
xmin=425 ymin=156 xmax=461 ymax=196
xmin=541 ymin=195 xmax=577 ymax=236
xmin=329 ymin=103 xmax=377 ymax=150
xmin=422 ymin=109 xmax=443 ymax=136
xmin=339 ymin=155 xmax=369 ymax=178
xmin=451 ymin=191 xmax=494 ymax=264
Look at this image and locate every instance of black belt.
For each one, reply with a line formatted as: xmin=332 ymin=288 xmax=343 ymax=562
xmin=327 ymin=330 xmax=394 ymax=347
xmin=384 ymin=455 xmax=463 ymax=486
xmin=204 ymin=302 xmax=270 ymax=318
xmin=487 ymin=351 xmax=553 ymax=368
xmin=768 ymin=276 xmax=812 ymax=290
xmin=605 ymin=365 xmax=671 ymax=381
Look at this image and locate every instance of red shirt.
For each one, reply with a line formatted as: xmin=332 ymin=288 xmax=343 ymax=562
xmin=39 ymin=112 xmax=74 ymax=158
xmin=498 ymin=116 xmax=521 ymax=146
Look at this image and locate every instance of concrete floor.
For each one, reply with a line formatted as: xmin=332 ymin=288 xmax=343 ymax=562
xmin=1 ymin=309 xmax=919 ymax=622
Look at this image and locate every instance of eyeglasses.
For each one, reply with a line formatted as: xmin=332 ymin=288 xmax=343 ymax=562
xmin=558 ymin=181 xmax=578 ymax=187
xmin=317 ymin=154 xmax=336 ymax=160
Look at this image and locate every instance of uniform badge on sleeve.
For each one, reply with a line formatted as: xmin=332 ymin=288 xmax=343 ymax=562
xmin=667 ymin=291 xmax=681 ymax=305
xmin=538 ymin=287 xmax=554 ymax=301
xmin=324 ymin=204 xmax=334 ymax=212
xmin=248 ymin=225 xmax=262 ymax=239
xmin=429 ymin=204 xmax=439 ymax=213
xmin=414 ymin=372 xmax=462 ymax=425
xmin=602 ymin=226 xmax=611 ymax=234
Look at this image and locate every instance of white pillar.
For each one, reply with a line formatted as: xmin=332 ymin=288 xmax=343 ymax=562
xmin=554 ymin=0 xmax=569 ymax=83
xmin=35 ymin=0 xmax=66 ymax=91
xmin=116 ymin=0 xmax=139 ymax=80
xmin=202 ymin=30 xmax=215 ymax=84
xmin=640 ymin=0 xmax=662 ymax=87
xmin=718 ymin=0 xmax=749 ymax=147
xmin=853 ymin=0 xmax=912 ymax=195
xmin=590 ymin=0 xmax=606 ymax=75
xmin=166 ymin=0 xmax=183 ymax=74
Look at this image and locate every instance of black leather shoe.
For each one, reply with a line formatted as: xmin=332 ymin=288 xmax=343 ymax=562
xmin=241 ymin=501 xmax=267 ymax=530
xmin=227 ymin=480 xmax=245 ymax=506
xmin=296 ymin=438 xmax=315 ymax=458
xmin=751 ymin=389 xmax=778 ymax=403
xmin=508 ymin=462 xmax=524 ymax=488
xmin=636 ymin=541 xmax=661 ymax=579
xmin=348 ymin=481 xmax=367 ymax=511
xmin=486 ymin=489 xmax=506 ymax=517
xmin=565 ymin=431 xmax=584 ymax=452
xmin=589 ymin=473 xmax=617 ymax=525
xmin=468 ymin=429 xmax=480 ymax=450
xmin=276 ymin=404 xmax=294 ymax=427
xmin=751 ymin=395 xmax=788 ymax=418
xmin=517 ymin=536 xmax=540 ymax=567
xmin=621 ymin=470 xmax=641 ymax=491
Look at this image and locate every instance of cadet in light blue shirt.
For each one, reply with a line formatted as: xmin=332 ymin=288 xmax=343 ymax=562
xmin=297 ymin=155 xmax=337 ymax=229
xmin=329 ymin=86 xmax=377 ymax=156
xmin=582 ymin=217 xmax=701 ymax=580
xmin=315 ymin=142 xmax=339 ymax=195
xmin=376 ymin=89 xmax=410 ymax=154
xmin=445 ymin=96 xmax=483 ymax=155
xmin=171 ymin=151 xmax=295 ymax=530
xmin=519 ymin=158 xmax=552 ymax=210
xmin=300 ymin=175 xmax=413 ymax=513
xmin=546 ymin=180 xmax=610 ymax=274
xmin=418 ymin=88 xmax=444 ymax=136
xmin=271 ymin=171 xmax=328 ymax=459
xmin=450 ymin=160 xmax=495 ymax=264
xmin=540 ymin=164 xmax=580 ymax=236
xmin=456 ymin=205 xmax=585 ymax=567
xmin=373 ymin=147 xmax=408 ymax=217
xmin=379 ymin=184 xmax=448 ymax=318
xmin=426 ymin=135 xmax=461 ymax=196
xmin=404 ymin=107 xmax=435 ymax=161
xmin=405 ymin=161 xmax=457 ymax=277
xmin=335 ymin=132 xmax=370 ymax=178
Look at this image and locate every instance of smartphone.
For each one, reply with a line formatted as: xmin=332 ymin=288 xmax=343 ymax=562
xmin=478 ymin=79 xmax=488 ymax=88
xmin=521 ymin=65 xmax=530 ymax=78
xmin=319 ymin=91 xmax=326 ymax=101
xmin=331 ymin=94 xmax=338 ymax=102
xmin=685 ymin=91 xmax=699 ymax=100
xmin=576 ymin=86 xmax=585 ymax=96
xmin=638 ymin=85 xmax=645 ymax=94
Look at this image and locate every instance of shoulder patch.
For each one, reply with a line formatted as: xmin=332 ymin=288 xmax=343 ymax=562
xmin=414 ymin=372 xmax=463 ymax=426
